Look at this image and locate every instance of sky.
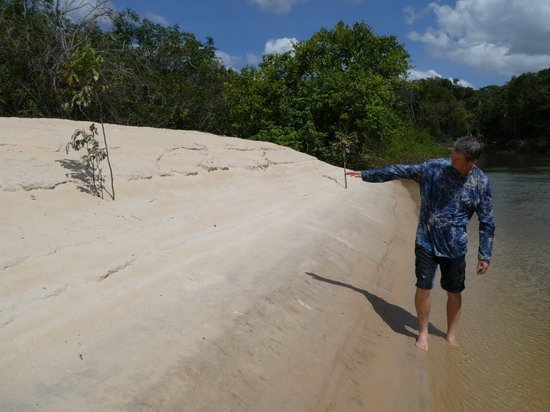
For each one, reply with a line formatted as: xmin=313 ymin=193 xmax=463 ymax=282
xmin=75 ymin=0 xmax=550 ymax=89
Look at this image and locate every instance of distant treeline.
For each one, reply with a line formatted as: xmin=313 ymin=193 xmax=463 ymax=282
xmin=1 ymin=1 xmax=548 ymax=168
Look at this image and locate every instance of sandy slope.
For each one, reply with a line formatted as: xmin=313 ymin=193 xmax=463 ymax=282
xmin=1 ymin=117 xmax=432 ymax=411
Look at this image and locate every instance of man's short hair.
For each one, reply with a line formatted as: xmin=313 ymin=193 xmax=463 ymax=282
xmin=453 ymin=136 xmax=482 ymax=161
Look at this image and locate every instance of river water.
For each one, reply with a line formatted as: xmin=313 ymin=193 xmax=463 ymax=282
xmin=428 ymin=152 xmax=550 ymax=411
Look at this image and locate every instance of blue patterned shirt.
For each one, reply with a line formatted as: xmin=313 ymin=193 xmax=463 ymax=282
xmin=361 ymin=158 xmax=495 ymax=262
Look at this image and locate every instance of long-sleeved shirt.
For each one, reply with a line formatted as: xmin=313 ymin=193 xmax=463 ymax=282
xmin=361 ymin=158 xmax=495 ymax=262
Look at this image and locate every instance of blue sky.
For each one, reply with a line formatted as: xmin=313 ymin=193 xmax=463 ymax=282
xmin=88 ymin=1 xmax=550 ymax=89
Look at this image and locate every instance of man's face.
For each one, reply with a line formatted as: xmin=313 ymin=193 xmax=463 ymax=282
xmin=451 ymin=150 xmax=476 ymax=175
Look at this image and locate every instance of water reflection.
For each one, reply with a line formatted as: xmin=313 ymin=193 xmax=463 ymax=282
xmin=480 ymin=152 xmax=550 ymax=173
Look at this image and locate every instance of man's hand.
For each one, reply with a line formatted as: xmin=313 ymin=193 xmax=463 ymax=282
xmin=476 ymin=260 xmax=490 ymax=275
xmin=345 ymin=171 xmax=362 ymax=178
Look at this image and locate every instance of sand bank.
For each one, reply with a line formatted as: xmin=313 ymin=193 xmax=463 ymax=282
xmin=1 ymin=117 xmax=435 ymax=410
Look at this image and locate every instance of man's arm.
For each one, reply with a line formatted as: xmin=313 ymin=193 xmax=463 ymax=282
xmin=346 ymin=163 xmax=425 ymax=183
xmin=476 ymin=180 xmax=496 ymax=274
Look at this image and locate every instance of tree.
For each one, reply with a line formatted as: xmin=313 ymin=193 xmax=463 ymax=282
xmin=405 ymin=77 xmax=475 ymax=143
xmin=476 ymin=85 xmax=507 ymax=145
xmin=475 ymin=68 xmax=550 ymax=150
xmin=0 ymin=0 xmax=111 ymax=117
xmin=97 ymin=11 xmax=230 ymax=133
xmin=505 ymin=69 xmax=550 ymax=146
xmin=226 ymin=21 xmax=431 ymax=168
xmin=62 ymin=43 xmax=115 ymax=200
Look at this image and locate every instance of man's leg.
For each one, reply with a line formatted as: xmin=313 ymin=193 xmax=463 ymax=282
xmin=446 ymin=292 xmax=462 ymax=346
xmin=415 ymin=287 xmax=431 ymax=351
xmin=440 ymin=254 xmax=466 ymax=346
xmin=414 ymin=245 xmax=437 ymax=351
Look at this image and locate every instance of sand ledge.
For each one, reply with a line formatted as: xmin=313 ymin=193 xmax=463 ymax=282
xmin=1 ymin=117 xmax=427 ymax=410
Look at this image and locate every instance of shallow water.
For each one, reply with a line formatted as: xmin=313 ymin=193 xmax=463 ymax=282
xmin=431 ymin=152 xmax=550 ymax=410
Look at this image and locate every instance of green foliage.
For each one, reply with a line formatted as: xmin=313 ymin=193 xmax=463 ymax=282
xmin=474 ymin=69 xmax=550 ymax=150
xmin=1 ymin=0 xmax=548 ymax=170
xmin=0 ymin=1 xmax=60 ymax=116
xmin=226 ymin=21 xmax=419 ymax=168
xmin=101 ymin=11 xmax=230 ymax=132
xmin=475 ymin=85 xmax=507 ymax=143
xmin=382 ymin=123 xmax=447 ymax=165
xmin=504 ymin=69 xmax=550 ymax=144
xmin=403 ymin=70 xmax=550 ymax=152
xmin=61 ymin=45 xmax=105 ymax=112
xmin=65 ymin=123 xmax=107 ymax=198
xmin=403 ymin=77 xmax=475 ymax=143
xmin=61 ymin=43 xmax=114 ymax=200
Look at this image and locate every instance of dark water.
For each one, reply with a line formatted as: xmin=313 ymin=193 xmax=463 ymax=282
xmin=431 ymin=152 xmax=550 ymax=411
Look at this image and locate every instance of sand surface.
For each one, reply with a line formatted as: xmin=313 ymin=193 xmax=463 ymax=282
xmin=1 ymin=117 xmax=436 ymax=410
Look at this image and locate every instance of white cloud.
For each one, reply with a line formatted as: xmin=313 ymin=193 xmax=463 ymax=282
xmin=409 ymin=0 xmax=550 ymax=77
xmin=408 ymin=69 xmax=443 ymax=81
xmin=246 ymin=53 xmax=262 ymax=66
xmin=404 ymin=6 xmax=418 ymax=25
xmin=249 ymin=0 xmax=303 ymax=15
xmin=215 ymin=50 xmax=241 ymax=68
xmin=145 ymin=12 xmax=169 ymax=26
xmin=216 ymin=38 xmax=296 ymax=70
xmin=408 ymin=69 xmax=474 ymax=88
xmin=264 ymin=37 xmax=297 ymax=55
xmin=215 ymin=51 xmax=262 ymax=69
xmin=403 ymin=5 xmax=431 ymax=25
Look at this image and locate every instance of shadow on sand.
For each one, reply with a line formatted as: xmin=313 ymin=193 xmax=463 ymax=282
xmin=56 ymin=158 xmax=95 ymax=195
xmin=56 ymin=159 xmax=112 ymax=199
xmin=305 ymin=272 xmax=445 ymax=339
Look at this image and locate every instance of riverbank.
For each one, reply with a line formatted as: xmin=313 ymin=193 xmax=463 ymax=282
xmin=1 ymin=117 xmax=439 ymax=410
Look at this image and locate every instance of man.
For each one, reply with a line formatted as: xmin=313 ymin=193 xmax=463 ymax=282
xmin=346 ymin=136 xmax=495 ymax=351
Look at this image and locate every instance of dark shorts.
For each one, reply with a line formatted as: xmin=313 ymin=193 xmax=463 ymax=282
xmin=415 ymin=245 xmax=466 ymax=293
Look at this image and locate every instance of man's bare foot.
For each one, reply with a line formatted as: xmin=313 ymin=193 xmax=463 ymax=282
xmin=446 ymin=333 xmax=459 ymax=347
xmin=415 ymin=332 xmax=429 ymax=351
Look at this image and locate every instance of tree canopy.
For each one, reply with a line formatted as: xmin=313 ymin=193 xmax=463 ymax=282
xmin=1 ymin=0 xmax=548 ymax=169
xmin=225 ymin=21 xmax=438 ymax=167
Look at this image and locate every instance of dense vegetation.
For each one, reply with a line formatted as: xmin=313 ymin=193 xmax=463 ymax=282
xmin=1 ymin=1 xmax=548 ymax=169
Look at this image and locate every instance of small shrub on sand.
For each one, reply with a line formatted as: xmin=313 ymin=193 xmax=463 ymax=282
xmin=65 ymin=123 xmax=108 ymax=198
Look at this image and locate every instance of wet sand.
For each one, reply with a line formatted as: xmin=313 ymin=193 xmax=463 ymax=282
xmin=1 ymin=117 xmax=444 ymax=410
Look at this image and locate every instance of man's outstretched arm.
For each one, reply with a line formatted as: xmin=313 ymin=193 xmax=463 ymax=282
xmin=345 ymin=171 xmax=362 ymax=178
xmin=346 ymin=163 xmax=425 ymax=183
